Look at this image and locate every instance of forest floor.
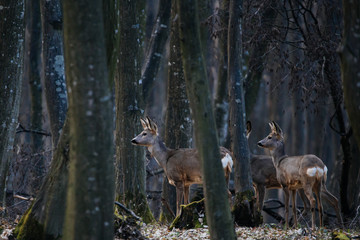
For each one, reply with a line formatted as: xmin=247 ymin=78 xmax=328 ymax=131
xmin=1 ymin=218 xmax=360 ymax=239
xmin=140 ymin=223 xmax=360 ymax=240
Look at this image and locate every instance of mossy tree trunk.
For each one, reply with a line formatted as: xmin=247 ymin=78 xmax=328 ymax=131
xmin=15 ymin=120 xmax=70 ymax=240
xmin=0 ymin=0 xmax=24 ymax=207
xmin=15 ymin=0 xmax=68 ymax=238
xmin=161 ymin=0 xmax=191 ymax=223
xmin=227 ymin=0 xmax=261 ymax=226
xmin=61 ymin=0 xmax=115 ymax=238
xmin=177 ymin=1 xmax=236 ymax=239
xmin=115 ymin=0 xmax=154 ymax=223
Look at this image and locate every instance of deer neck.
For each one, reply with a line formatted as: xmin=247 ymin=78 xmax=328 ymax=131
xmin=270 ymin=141 xmax=288 ymax=168
xmin=147 ymin=137 xmax=170 ymax=169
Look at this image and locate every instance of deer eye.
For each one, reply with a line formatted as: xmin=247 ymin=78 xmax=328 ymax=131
xmin=142 ymin=133 xmax=147 ymax=136
xmin=267 ymin=136 xmax=272 ymax=139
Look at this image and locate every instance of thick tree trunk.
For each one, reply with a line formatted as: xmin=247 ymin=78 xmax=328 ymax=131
xmin=227 ymin=0 xmax=261 ymax=227
xmin=341 ymin=1 xmax=360 ymax=150
xmin=161 ymin=0 xmax=191 ymax=222
xmin=177 ymin=1 xmax=235 ymax=239
xmin=340 ymin=0 xmax=360 ymax=215
xmin=0 ymin=0 xmax=24 ymax=207
xmin=62 ymin=0 xmax=114 ymax=238
xmin=115 ymin=0 xmax=154 ymax=223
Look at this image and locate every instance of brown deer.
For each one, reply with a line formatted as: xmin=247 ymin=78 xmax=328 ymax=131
xmin=131 ymin=116 xmax=233 ymax=216
xmin=248 ymin=122 xmax=343 ymax=228
xmin=257 ymin=121 xmax=330 ymax=230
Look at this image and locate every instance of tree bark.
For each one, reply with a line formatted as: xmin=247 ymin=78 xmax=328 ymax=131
xmin=115 ymin=0 xmax=154 ymax=223
xmin=14 ymin=0 xmax=69 ymax=238
xmin=214 ymin=0 xmax=230 ymax=146
xmin=161 ymin=0 xmax=191 ymax=222
xmin=141 ymin=0 xmax=171 ymax=104
xmin=62 ymin=0 xmax=114 ymax=238
xmin=40 ymin=0 xmax=67 ymax=146
xmin=341 ymin=0 xmax=360 ymax=150
xmin=177 ymin=1 xmax=236 ymax=239
xmin=0 ymin=0 xmax=24 ymax=207
xmin=24 ymin=0 xmax=44 ymax=194
xmin=228 ymin=0 xmax=261 ymax=226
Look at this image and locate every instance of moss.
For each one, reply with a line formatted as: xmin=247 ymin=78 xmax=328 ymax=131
xmin=116 ymin=193 xmax=155 ymax=224
xmin=14 ymin=207 xmax=45 ymax=240
xmin=169 ymin=198 xmax=206 ymax=230
xmin=159 ymin=209 xmax=174 ymax=224
xmin=232 ymin=190 xmax=262 ymax=227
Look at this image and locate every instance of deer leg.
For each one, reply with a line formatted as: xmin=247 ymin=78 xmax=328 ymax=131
xmin=283 ymin=187 xmax=290 ymax=229
xmin=321 ymin=186 xmax=344 ymax=227
xmin=258 ymin=185 xmax=265 ymax=212
xmin=314 ymin=189 xmax=323 ymax=227
xmin=183 ymin=185 xmax=190 ymax=205
xmin=298 ymin=189 xmax=309 ymax=216
xmin=303 ymin=187 xmax=316 ymax=230
xmin=291 ymin=190 xmax=297 ymax=228
xmin=175 ymin=185 xmax=184 ymax=216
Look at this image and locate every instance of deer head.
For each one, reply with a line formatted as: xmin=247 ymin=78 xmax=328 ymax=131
xmin=131 ymin=116 xmax=158 ymax=147
xmin=257 ymin=121 xmax=284 ymax=150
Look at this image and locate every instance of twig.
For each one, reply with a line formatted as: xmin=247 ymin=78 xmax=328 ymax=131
xmin=349 ymin=205 xmax=360 ymax=228
xmin=161 ymin=198 xmax=175 ymax=218
xmin=16 ymin=123 xmax=51 ymax=136
xmin=13 ymin=194 xmax=34 ymax=201
xmin=114 ymin=201 xmax=141 ymax=221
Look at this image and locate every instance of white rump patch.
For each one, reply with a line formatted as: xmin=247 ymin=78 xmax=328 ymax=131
xmin=306 ymin=167 xmax=325 ymax=177
xmin=221 ymin=153 xmax=233 ymax=169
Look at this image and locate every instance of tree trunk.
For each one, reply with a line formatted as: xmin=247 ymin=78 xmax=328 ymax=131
xmin=161 ymin=0 xmax=191 ymax=222
xmin=244 ymin=0 xmax=278 ymax=117
xmin=24 ymin=0 xmax=44 ymax=194
xmin=15 ymin=0 xmax=69 ymax=238
xmin=341 ymin=1 xmax=360 ymax=150
xmin=177 ymin=1 xmax=236 ymax=239
xmin=141 ymin=0 xmax=171 ymax=105
xmin=40 ymin=0 xmax=67 ymax=146
xmin=214 ymin=0 xmax=230 ymax=146
xmin=227 ymin=0 xmax=261 ymax=226
xmin=339 ymin=0 xmax=360 ymax=215
xmin=0 ymin=0 xmax=24 ymax=207
xmin=115 ymin=0 xmax=154 ymax=223
xmin=61 ymin=0 xmax=114 ymax=238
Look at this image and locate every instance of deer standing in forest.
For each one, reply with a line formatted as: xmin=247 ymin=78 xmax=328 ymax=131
xmin=131 ymin=116 xmax=233 ymax=216
xmin=257 ymin=121 xmax=332 ymax=230
xmin=247 ymin=121 xmax=343 ymax=227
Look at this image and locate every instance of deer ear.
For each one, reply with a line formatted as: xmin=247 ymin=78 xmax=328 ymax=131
xmin=140 ymin=117 xmax=148 ymax=129
xmin=147 ymin=116 xmax=158 ymax=134
xmin=246 ymin=121 xmax=252 ymax=139
xmin=269 ymin=122 xmax=275 ymax=132
xmin=272 ymin=121 xmax=283 ymax=137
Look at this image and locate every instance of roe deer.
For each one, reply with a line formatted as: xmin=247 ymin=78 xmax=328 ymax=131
xmin=257 ymin=121 xmax=330 ymax=230
xmin=131 ymin=116 xmax=233 ymax=216
xmin=247 ymin=121 xmax=343 ymax=227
